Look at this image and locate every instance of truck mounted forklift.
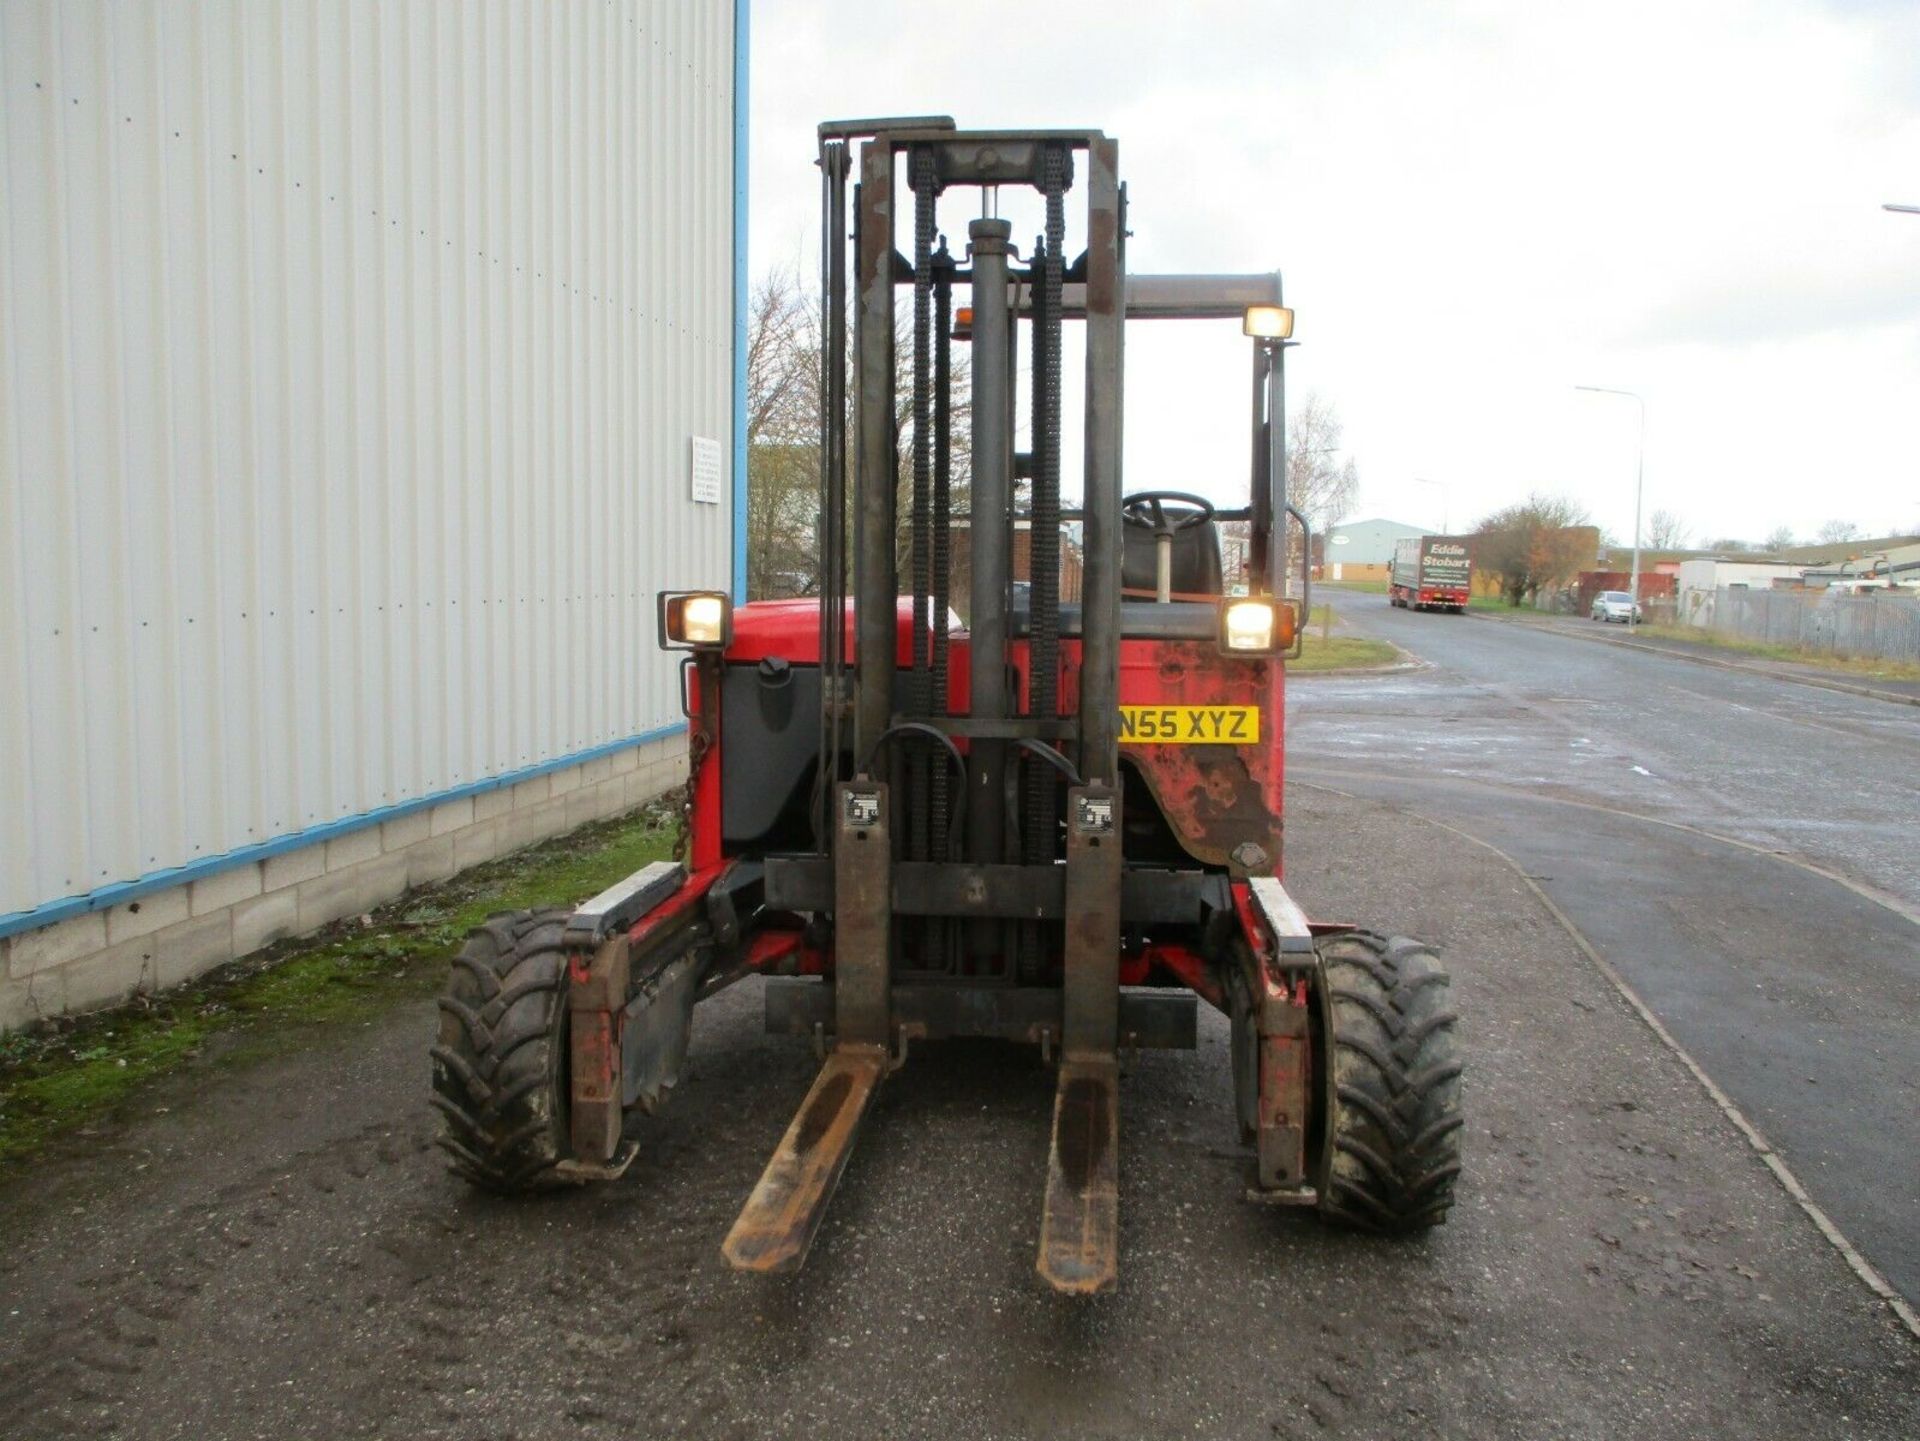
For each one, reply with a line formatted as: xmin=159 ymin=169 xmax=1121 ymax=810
xmin=430 ymin=118 xmax=1464 ymax=1294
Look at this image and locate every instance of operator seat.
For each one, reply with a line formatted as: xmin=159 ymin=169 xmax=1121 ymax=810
xmin=1120 ymin=499 xmax=1224 ymax=598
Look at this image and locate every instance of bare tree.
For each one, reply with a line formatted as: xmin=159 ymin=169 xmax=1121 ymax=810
xmin=1707 ymin=536 xmax=1753 ymax=553
xmin=1815 ymin=519 xmax=1862 ymax=545
xmin=1287 ymin=392 xmax=1359 ymax=531
xmin=891 ymin=315 xmax=974 ymax=577
xmin=745 ymin=267 xmax=824 ymax=598
xmin=1643 ymin=508 xmax=1689 ymax=550
xmin=1472 ymin=494 xmax=1594 ymax=606
xmin=1762 ymin=524 xmax=1796 ymax=552
xmin=746 ymin=263 xmax=980 ymax=600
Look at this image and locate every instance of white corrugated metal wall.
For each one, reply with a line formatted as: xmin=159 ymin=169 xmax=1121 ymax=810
xmin=0 ymin=0 xmax=737 ymax=924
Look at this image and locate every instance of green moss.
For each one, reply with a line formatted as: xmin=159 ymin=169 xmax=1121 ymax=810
xmin=0 ymin=806 xmax=676 ymax=1170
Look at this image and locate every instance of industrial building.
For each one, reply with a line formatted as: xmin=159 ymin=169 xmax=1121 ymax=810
xmin=1317 ymin=517 xmax=1427 ymax=582
xmin=0 ymin=0 xmax=747 ymax=1029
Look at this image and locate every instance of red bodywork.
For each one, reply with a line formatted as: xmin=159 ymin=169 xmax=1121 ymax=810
xmin=589 ymin=598 xmax=1312 ymax=1185
xmin=719 ymin=598 xmax=1284 ymax=873
xmin=648 ymin=598 xmax=1288 ymax=998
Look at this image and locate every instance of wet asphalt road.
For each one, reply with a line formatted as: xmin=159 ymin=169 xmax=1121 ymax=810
xmin=1296 ymin=592 xmax=1920 ymax=1304
xmin=3 ymin=786 xmax=1916 ymax=1440
xmin=1301 ymin=593 xmax=1920 ymax=913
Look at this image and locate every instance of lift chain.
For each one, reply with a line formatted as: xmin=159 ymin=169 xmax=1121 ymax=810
xmin=907 ymin=147 xmax=938 ymax=872
xmin=1018 ymin=145 xmax=1070 ymax=982
xmin=673 ymin=727 xmax=712 ymax=865
xmin=929 ymin=242 xmax=954 ymax=866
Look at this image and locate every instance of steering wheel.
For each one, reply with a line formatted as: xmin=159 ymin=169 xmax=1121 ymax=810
xmin=1122 ymin=490 xmax=1216 ymax=535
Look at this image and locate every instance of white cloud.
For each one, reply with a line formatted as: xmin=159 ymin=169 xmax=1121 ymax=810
xmin=750 ymin=0 xmax=1920 ymax=543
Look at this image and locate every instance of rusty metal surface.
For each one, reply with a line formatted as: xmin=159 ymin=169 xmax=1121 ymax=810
xmin=964 ymin=218 xmax=1013 ymax=884
xmin=1229 ymin=880 xmax=1329 ymax=1197
xmin=1037 ymin=1056 xmax=1120 ymax=1295
xmin=720 ymin=1045 xmax=887 ymax=1274
xmin=621 ymin=948 xmax=702 ymax=1114
xmin=833 ymin=782 xmax=892 ymax=1048
xmin=1127 ymin=745 xmax=1275 ymax=871
xmin=567 ymin=935 xmax=630 ymax=1165
xmin=549 ymin=1144 xmax=638 ymax=1184
xmin=768 ymin=855 xmax=1220 ymax=925
xmin=762 ymin=979 xmax=1196 ymax=1050
xmin=1228 ymin=886 xmax=1336 ymax=1197
xmin=1256 ymin=972 xmax=1311 ymax=1190
xmin=1061 ymin=785 xmax=1123 ymax=1057
xmin=1076 ymin=135 xmax=1125 ymax=784
xmin=1119 ymin=640 xmax=1283 ymax=869
xmin=853 ymin=139 xmax=898 ymax=765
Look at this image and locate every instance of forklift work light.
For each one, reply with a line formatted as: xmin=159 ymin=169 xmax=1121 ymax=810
xmin=1221 ymin=598 xmax=1284 ymax=653
xmin=658 ymin=590 xmax=732 ymax=649
xmin=1242 ymin=304 xmax=1294 ymax=340
xmin=952 ymin=305 xmax=974 ymax=341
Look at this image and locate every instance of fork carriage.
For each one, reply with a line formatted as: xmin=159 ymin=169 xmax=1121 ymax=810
xmin=430 ymin=119 xmax=1463 ymax=1293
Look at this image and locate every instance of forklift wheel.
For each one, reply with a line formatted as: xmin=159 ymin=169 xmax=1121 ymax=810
xmin=1317 ymin=931 xmax=1463 ymax=1233
xmin=430 ymin=908 xmax=573 ymax=1194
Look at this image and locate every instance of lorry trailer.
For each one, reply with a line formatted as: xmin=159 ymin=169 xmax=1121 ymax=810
xmin=1390 ymin=536 xmax=1471 ymax=612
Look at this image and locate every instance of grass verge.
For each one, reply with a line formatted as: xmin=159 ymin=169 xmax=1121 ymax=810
xmin=1621 ymin=624 xmax=1920 ymax=683
xmin=1291 ymin=603 xmax=1402 ymax=672
xmin=1291 ymin=634 xmax=1402 ymax=671
xmin=0 ymin=804 xmax=676 ymax=1172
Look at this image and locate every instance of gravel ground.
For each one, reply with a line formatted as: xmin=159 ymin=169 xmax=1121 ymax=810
xmin=1 ymin=787 xmax=1913 ymax=1440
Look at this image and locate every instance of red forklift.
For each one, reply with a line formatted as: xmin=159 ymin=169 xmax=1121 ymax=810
xmin=431 ymin=119 xmax=1463 ymax=1294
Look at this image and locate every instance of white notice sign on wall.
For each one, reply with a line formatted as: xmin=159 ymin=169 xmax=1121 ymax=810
xmin=690 ymin=436 xmax=723 ymax=504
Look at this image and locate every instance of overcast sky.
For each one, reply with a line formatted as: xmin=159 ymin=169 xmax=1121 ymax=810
xmin=749 ymin=0 xmax=1920 ymax=546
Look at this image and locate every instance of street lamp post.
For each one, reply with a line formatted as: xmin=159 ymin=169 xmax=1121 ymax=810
xmin=1574 ymin=385 xmax=1646 ymax=632
xmin=1415 ymin=477 xmax=1450 ymax=533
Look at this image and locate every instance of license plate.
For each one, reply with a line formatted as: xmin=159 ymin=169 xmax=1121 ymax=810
xmin=1118 ymin=705 xmax=1260 ymax=745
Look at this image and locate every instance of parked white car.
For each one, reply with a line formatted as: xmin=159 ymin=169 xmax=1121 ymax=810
xmin=1590 ymin=590 xmax=1642 ymax=623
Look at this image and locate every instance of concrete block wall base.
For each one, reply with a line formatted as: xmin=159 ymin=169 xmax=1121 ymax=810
xmin=0 ymin=734 xmax=688 ymax=1033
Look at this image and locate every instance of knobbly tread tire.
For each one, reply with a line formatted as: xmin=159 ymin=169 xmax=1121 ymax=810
xmin=1317 ymin=929 xmax=1463 ymax=1234
xmin=430 ymin=908 xmax=572 ymax=1194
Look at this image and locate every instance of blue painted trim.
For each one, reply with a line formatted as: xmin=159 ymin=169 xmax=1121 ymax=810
xmin=730 ymin=0 xmax=750 ymax=605
xmin=0 ymin=725 xmax=684 ymax=942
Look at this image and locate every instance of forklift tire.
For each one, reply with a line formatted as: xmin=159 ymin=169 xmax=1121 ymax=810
xmin=430 ymin=908 xmax=573 ymax=1194
xmin=1317 ymin=930 xmax=1463 ymax=1234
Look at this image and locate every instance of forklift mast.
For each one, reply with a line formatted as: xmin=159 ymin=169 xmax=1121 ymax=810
xmin=810 ymin=118 xmax=1121 ymax=1051
xmin=811 ymin=118 xmax=1294 ymax=1032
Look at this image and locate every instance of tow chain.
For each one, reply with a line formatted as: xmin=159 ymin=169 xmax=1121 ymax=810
xmin=673 ymin=728 xmax=711 ymax=864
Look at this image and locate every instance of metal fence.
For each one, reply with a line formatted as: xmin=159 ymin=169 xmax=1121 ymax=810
xmin=1694 ymin=587 xmax=1920 ymax=663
